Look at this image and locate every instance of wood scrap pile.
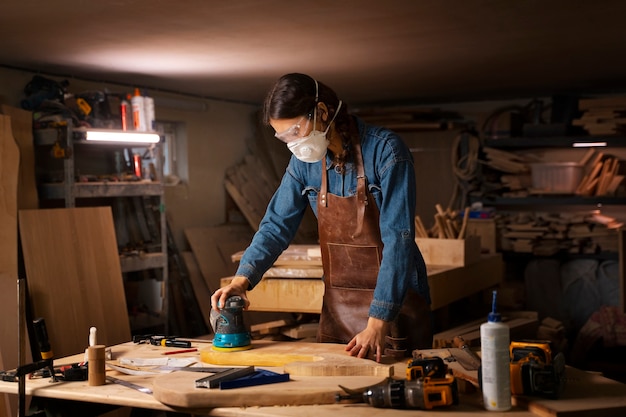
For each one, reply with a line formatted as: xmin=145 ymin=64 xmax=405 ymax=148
xmin=575 ymin=148 xmax=623 ymax=196
xmin=351 ymin=106 xmax=469 ymax=132
xmin=433 ymin=311 xmax=539 ymax=348
xmin=414 ymin=204 xmax=471 ymax=239
xmin=572 ymin=96 xmax=626 ymax=136
xmin=482 ymin=147 xmax=530 ymax=174
xmin=498 ymin=210 xmax=622 ymax=256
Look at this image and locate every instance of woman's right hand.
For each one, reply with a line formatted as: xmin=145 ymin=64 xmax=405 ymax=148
xmin=210 ymin=276 xmax=251 ymax=311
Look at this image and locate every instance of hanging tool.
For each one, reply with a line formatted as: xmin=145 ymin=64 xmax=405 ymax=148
xmin=210 ymin=295 xmax=251 ymax=351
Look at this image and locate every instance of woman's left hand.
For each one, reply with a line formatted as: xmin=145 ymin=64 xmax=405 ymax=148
xmin=345 ymin=317 xmax=390 ymax=362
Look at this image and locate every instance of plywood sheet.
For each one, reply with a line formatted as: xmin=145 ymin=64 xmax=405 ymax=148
xmin=0 ymin=113 xmax=20 ymax=417
xmin=19 ymin=207 xmax=131 ymax=357
xmin=0 ymin=105 xmax=37 ymax=210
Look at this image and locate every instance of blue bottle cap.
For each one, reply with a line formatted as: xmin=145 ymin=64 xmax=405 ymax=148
xmin=488 ymin=290 xmax=502 ymax=322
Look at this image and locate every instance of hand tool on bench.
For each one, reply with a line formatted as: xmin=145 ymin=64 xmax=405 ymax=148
xmin=195 ymin=366 xmax=256 ymax=388
xmin=106 ymin=376 xmax=153 ymax=394
xmin=452 ymin=336 xmax=481 ymax=371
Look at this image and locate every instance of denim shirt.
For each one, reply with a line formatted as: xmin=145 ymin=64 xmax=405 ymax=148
xmin=236 ymin=116 xmax=430 ymax=322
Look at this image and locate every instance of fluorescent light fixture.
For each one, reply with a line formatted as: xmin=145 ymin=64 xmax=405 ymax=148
xmin=85 ymin=130 xmax=160 ymax=144
xmin=572 ymin=142 xmax=607 ymax=148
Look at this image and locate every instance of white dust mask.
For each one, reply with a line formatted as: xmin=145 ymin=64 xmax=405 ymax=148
xmin=287 ymin=100 xmax=342 ymax=163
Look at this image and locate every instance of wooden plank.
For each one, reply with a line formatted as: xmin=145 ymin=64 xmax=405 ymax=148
xmin=617 ymin=228 xmax=626 ymax=314
xmin=231 ymin=244 xmax=322 ymax=266
xmin=221 ymin=276 xmax=323 ymax=314
xmin=513 ymin=366 xmax=626 ymax=417
xmin=428 ymin=254 xmax=503 ymax=310
xmin=415 ymin=236 xmax=481 ymax=266
xmin=222 ymin=255 xmax=504 ymax=314
xmin=0 ymin=113 xmax=20 ymax=417
xmin=184 ymin=224 xmax=253 ymax=294
xmin=19 ymin=207 xmax=131 ymax=357
xmin=0 ymin=105 xmax=38 ymax=210
xmin=182 ymin=251 xmax=212 ymax=330
xmin=198 ymin=341 xmax=391 ymax=376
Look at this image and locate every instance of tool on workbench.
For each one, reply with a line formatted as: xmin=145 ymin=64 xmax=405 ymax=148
xmin=195 ymin=365 xmax=256 ymax=388
xmin=510 ymin=339 xmax=566 ymax=399
xmin=132 ymin=334 xmax=192 ymax=348
xmin=452 ymin=335 xmax=481 ymax=371
xmin=210 ymin=295 xmax=252 ymax=351
xmin=336 ymin=356 xmax=458 ymax=410
xmin=218 ymin=368 xmax=290 ymax=390
xmin=106 ymin=375 xmax=153 ymax=394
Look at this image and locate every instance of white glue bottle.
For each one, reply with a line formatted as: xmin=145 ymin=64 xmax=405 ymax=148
xmin=143 ymin=93 xmax=155 ymax=132
xmin=480 ymin=290 xmax=511 ymax=411
xmin=131 ymin=88 xmax=146 ymax=131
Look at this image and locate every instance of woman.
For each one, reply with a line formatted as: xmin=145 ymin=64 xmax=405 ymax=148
xmin=211 ymin=73 xmax=432 ymax=362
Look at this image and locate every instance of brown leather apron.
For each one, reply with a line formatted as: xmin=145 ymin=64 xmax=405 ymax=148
xmin=316 ymin=136 xmax=432 ymax=356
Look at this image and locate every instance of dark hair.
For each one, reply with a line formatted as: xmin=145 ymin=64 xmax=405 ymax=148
xmin=263 ymin=73 xmax=355 ymax=166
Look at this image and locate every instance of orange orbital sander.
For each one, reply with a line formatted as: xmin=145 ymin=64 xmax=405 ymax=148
xmin=210 ymin=295 xmax=252 ymax=352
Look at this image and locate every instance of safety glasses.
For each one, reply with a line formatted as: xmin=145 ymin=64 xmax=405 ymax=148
xmin=274 ymin=115 xmax=311 ymax=143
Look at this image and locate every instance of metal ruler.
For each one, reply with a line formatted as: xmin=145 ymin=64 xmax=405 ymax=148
xmin=106 ymin=376 xmax=153 ymax=394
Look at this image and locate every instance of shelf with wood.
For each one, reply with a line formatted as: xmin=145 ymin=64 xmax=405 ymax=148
xmin=484 ymin=136 xmax=626 ymax=149
xmin=477 ymin=195 xmax=626 ymax=207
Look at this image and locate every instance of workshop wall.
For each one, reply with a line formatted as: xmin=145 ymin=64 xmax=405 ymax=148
xmin=0 ymin=66 xmax=257 ymax=251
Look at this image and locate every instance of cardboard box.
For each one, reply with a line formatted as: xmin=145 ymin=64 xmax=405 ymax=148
xmin=415 ymin=235 xmax=481 ymax=266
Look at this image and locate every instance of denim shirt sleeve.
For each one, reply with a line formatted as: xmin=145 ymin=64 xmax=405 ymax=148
xmin=362 ymin=124 xmax=430 ymax=322
xmin=234 ymin=163 xmax=309 ymax=288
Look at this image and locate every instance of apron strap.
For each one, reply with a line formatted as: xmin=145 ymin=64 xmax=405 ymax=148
xmin=353 ymin=136 xmax=367 ymax=238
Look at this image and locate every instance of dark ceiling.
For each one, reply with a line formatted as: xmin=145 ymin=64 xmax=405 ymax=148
xmin=2 ymin=0 xmax=626 ymax=107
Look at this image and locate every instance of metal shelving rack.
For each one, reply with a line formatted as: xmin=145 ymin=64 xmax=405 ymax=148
xmin=33 ymin=120 xmax=169 ymax=333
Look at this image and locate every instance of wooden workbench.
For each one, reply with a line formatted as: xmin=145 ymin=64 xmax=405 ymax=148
xmin=1 ymin=340 xmax=625 ymax=416
xmin=222 ymin=254 xmax=504 ymax=313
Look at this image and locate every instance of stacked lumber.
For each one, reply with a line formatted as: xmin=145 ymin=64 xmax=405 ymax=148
xmin=575 ymin=148 xmax=623 ymax=196
xmin=537 ymin=317 xmax=568 ymax=355
xmin=573 ymin=96 xmax=626 ymax=135
xmin=414 ymin=204 xmax=471 ymax=239
xmin=482 ymin=147 xmax=530 ymax=174
xmin=231 ymin=244 xmax=323 ymax=279
xmin=433 ymin=311 xmax=539 ymax=348
xmin=351 ymin=106 xmax=469 ymax=132
xmin=499 ymin=210 xmax=622 ymax=255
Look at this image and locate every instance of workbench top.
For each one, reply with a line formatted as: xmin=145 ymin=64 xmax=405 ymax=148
xmin=1 ymin=340 xmax=625 ymax=416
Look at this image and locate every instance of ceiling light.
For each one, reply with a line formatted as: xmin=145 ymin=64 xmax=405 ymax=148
xmin=572 ymin=142 xmax=607 ymax=148
xmin=85 ymin=130 xmax=160 ymax=144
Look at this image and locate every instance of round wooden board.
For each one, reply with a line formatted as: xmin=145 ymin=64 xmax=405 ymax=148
xmin=152 ymin=371 xmax=386 ymax=408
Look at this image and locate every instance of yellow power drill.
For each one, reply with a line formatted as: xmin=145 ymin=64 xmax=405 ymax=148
xmin=336 ymin=356 xmax=458 ymax=410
